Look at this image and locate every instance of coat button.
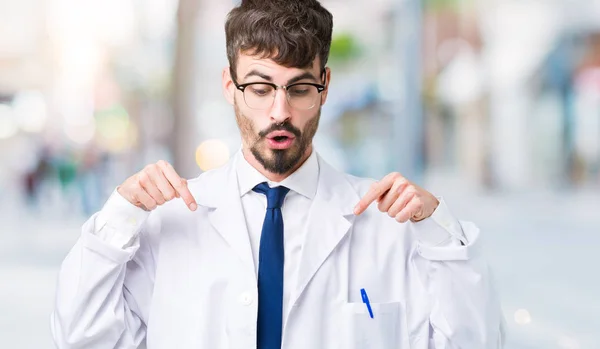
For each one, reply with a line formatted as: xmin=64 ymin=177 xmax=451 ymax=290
xmin=239 ymin=292 xmax=254 ymax=306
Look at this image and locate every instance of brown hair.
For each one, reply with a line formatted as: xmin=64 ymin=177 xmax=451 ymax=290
xmin=225 ymin=0 xmax=333 ymax=80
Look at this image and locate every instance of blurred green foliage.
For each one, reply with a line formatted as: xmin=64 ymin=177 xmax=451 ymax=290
xmin=424 ymin=0 xmax=473 ymax=11
xmin=329 ymin=33 xmax=361 ymax=64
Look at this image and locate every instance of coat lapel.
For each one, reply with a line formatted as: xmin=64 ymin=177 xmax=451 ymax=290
xmin=289 ymin=154 xmax=360 ymax=309
xmin=192 ymin=152 xmax=362 ymax=301
xmin=194 ymin=154 xmax=256 ymax=280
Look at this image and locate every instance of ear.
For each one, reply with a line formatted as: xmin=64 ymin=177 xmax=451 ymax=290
xmin=222 ymin=67 xmax=235 ymax=105
xmin=320 ymin=67 xmax=331 ymax=106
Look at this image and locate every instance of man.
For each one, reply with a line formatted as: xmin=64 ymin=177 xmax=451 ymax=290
xmin=51 ymin=0 xmax=505 ymax=348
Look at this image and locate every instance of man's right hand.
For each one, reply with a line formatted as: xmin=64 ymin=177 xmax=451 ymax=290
xmin=117 ymin=160 xmax=197 ymax=212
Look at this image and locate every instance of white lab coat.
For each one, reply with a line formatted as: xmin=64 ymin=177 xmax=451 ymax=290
xmin=51 ymin=153 xmax=505 ymax=349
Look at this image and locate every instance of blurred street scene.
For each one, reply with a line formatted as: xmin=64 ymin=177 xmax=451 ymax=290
xmin=1 ymin=0 xmax=599 ymax=348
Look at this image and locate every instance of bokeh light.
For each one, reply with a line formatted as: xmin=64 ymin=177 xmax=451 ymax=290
xmin=514 ymin=309 xmax=532 ymax=325
xmin=95 ymin=105 xmax=135 ymax=152
xmin=195 ymin=139 xmax=230 ymax=171
xmin=64 ymin=120 xmax=96 ymax=145
xmin=12 ymin=91 xmax=48 ymax=133
xmin=0 ymin=104 xmax=18 ymax=139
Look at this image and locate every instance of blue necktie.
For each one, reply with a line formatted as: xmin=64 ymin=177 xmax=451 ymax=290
xmin=253 ymin=182 xmax=290 ymax=349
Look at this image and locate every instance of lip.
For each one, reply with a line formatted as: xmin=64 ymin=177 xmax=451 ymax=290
xmin=266 ymin=130 xmax=295 ymax=139
xmin=266 ymin=136 xmax=295 ymax=150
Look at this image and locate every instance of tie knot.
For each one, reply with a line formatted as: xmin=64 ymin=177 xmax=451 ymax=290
xmin=253 ymin=182 xmax=290 ymax=209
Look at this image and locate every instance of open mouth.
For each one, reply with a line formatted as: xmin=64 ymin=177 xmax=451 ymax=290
xmin=272 ymin=135 xmax=289 ymax=142
xmin=266 ymin=132 xmax=296 ymax=149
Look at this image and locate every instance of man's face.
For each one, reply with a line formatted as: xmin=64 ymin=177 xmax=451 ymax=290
xmin=223 ymin=54 xmax=331 ymax=175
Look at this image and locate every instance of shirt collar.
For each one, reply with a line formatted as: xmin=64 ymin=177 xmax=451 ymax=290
xmin=236 ymin=149 xmax=319 ymax=200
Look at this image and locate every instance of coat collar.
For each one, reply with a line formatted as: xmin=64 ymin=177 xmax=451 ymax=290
xmin=191 ymin=151 xmax=360 ymax=295
xmin=193 ymin=150 xmax=357 ymax=214
xmin=236 ymin=149 xmax=319 ymax=200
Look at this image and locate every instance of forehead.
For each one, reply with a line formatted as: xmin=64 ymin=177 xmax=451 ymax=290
xmin=235 ymin=53 xmax=321 ymax=77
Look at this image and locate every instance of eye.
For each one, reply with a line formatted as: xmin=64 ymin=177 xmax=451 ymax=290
xmin=289 ymin=85 xmax=312 ymax=97
xmin=249 ymin=84 xmax=274 ymax=97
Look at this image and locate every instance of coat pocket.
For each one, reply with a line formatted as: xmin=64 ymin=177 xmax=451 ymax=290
xmin=343 ymin=302 xmax=404 ymax=349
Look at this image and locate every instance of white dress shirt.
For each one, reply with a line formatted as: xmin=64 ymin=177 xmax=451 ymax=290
xmin=236 ymin=150 xmax=318 ymax=323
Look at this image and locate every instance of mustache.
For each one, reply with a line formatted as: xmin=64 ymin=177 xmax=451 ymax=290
xmin=258 ymin=122 xmax=302 ymax=139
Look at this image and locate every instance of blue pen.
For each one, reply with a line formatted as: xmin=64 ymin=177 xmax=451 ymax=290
xmin=360 ymin=288 xmax=374 ymax=318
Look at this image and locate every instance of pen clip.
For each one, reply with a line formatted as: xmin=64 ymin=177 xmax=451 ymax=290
xmin=360 ymin=288 xmax=374 ymax=319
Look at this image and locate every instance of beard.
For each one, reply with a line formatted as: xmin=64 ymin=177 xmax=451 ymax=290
xmin=234 ymin=99 xmax=320 ymax=175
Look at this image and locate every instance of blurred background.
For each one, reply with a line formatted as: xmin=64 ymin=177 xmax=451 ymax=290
xmin=1 ymin=0 xmax=599 ymax=347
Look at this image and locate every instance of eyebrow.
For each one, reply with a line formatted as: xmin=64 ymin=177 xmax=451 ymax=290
xmin=244 ymin=70 xmax=273 ymax=82
xmin=243 ymin=70 xmax=318 ymax=85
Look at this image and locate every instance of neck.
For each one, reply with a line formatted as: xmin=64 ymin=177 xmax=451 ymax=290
xmin=242 ymin=145 xmax=313 ymax=183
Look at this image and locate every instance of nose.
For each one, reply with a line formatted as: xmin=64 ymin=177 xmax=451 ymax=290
xmin=269 ymin=88 xmax=291 ymax=123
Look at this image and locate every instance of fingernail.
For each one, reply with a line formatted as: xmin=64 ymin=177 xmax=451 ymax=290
xmin=353 ymin=206 xmax=359 ymax=215
xmin=189 ymin=203 xmax=197 ymax=211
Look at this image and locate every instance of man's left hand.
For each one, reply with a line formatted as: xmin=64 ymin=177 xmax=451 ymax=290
xmin=354 ymin=172 xmax=439 ymax=223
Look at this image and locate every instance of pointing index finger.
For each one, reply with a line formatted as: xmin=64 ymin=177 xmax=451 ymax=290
xmin=354 ymin=176 xmax=394 ymax=215
xmin=158 ymin=161 xmax=197 ymax=211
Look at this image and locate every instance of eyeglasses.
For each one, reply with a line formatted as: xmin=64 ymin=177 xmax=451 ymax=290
xmin=231 ymin=69 xmax=327 ymax=111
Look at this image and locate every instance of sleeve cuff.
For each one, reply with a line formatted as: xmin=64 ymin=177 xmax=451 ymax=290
xmin=94 ymin=189 xmax=151 ymax=248
xmin=412 ymin=197 xmax=467 ymax=247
